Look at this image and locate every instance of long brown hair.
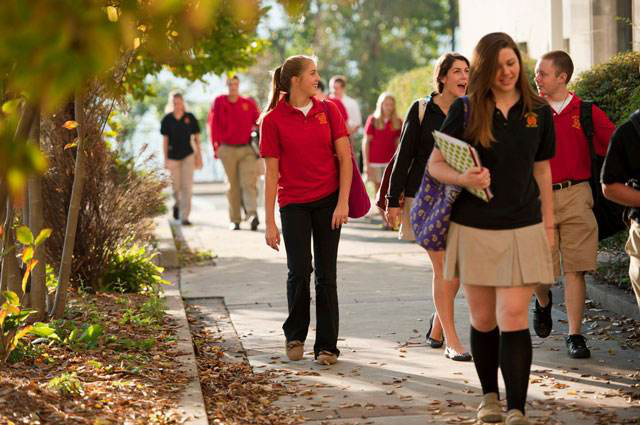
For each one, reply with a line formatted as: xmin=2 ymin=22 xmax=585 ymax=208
xmin=465 ymin=32 xmax=545 ymax=147
xmin=372 ymin=92 xmax=401 ymax=130
xmin=265 ymin=55 xmax=317 ymax=114
xmin=433 ymin=52 xmax=469 ymax=94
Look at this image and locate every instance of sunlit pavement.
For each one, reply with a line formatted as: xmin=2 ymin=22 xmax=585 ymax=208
xmin=176 ymin=182 xmax=640 ymax=424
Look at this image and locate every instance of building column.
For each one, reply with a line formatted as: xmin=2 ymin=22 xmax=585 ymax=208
xmin=549 ymin=0 xmax=564 ymax=50
xmin=633 ymin=0 xmax=640 ymax=51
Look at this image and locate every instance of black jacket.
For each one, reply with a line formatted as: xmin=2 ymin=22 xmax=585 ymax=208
xmin=386 ymin=95 xmax=446 ymax=208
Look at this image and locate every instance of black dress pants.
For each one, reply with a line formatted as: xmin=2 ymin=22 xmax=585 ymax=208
xmin=280 ymin=191 xmax=341 ymax=358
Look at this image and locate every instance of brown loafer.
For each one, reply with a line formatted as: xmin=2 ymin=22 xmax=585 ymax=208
xmin=286 ymin=340 xmax=304 ymax=361
xmin=477 ymin=392 xmax=502 ymax=423
xmin=505 ymin=409 xmax=530 ymax=425
xmin=315 ymin=350 xmax=337 ymax=365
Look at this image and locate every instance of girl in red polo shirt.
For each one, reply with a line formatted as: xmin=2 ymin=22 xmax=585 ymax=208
xmin=363 ymin=92 xmax=402 ymax=226
xmin=260 ymin=55 xmax=352 ymax=366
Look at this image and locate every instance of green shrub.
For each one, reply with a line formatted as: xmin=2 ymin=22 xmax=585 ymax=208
xmin=571 ymin=51 xmax=640 ymax=125
xmin=101 ymin=245 xmax=168 ymax=293
xmin=385 ymin=65 xmax=434 ymax=118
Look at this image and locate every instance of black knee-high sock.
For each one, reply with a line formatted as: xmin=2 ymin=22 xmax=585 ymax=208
xmin=500 ymin=329 xmax=532 ymax=413
xmin=470 ymin=326 xmax=500 ymax=395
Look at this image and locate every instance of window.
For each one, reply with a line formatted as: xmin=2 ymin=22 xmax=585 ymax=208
xmin=617 ymin=0 xmax=633 ymax=52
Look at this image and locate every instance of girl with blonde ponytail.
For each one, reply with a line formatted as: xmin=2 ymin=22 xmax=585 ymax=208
xmin=259 ymin=55 xmax=352 ymax=366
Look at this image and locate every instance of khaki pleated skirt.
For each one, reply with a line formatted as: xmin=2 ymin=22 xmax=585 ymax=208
xmin=444 ymin=221 xmax=554 ymax=286
xmin=398 ymin=197 xmax=416 ymax=241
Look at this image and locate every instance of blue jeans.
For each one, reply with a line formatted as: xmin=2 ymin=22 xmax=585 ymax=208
xmin=280 ymin=191 xmax=341 ymax=358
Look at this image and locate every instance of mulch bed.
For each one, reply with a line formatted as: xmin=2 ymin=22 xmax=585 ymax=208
xmin=0 ymin=291 xmax=188 ymax=424
xmin=185 ymin=305 xmax=303 ymax=425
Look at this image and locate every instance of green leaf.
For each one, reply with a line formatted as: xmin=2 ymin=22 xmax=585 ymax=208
xmin=3 ymin=291 xmax=19 ymax=306
xmin=15 ymin=226 xmax=33 ymax=245
xmin=30 ymin=322 xmax=60 ymax=340
xmin=21 ymin=246 xmax=34 ymax=263
xmin=34 ymin=228 xmax=53 ymax=247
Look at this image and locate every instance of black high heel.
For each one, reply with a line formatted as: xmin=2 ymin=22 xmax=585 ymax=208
xmin=426 ymin=313 xmax=444 ymax=348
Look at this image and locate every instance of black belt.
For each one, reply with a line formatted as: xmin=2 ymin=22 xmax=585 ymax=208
xmin=552 ymin=180 xmax=588 ymax=191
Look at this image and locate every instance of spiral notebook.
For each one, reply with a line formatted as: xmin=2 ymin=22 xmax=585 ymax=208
xmin=432 ymin=130 xmax=494 ymax=202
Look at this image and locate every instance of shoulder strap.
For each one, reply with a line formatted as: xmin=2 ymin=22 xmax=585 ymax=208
xmin=418 ymin=96 xmax=431 ymax=124
xmin=631 ymin=110 xmax=640 ymax=138
xmin=580 ymin=100 xmax=596 ymax=159
xmin=461 ymin=96 xmax=470 ymax=128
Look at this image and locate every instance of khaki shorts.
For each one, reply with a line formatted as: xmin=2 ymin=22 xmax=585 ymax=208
xmin=625 ymin=221 xmax=640 ymax=310
xmin=444 ymin=222 xmax=554 ymax=286
xmin=551 ymin=182 xmax=598 ymax=277
xmin=366 ymin=165 xmax=385 ymax=185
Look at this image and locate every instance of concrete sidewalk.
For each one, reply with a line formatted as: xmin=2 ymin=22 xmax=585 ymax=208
xmin=177 ymin=186 xmax=640 ymax=424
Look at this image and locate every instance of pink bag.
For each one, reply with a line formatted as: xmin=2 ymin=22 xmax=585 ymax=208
xmin=347 ymin=146 xmax=371 ymax=218
xmin=322 ymin=101 xmax=370 ymax=219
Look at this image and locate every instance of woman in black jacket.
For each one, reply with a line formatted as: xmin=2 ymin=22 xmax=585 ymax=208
xmin=386 ymin=52 xmax=471 ymax=361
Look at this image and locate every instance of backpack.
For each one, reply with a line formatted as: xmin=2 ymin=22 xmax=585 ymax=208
xmin=375 ymin=97 xmax=430 ymax=211
xmin=579 ymin=101 xmax=627 ymax=240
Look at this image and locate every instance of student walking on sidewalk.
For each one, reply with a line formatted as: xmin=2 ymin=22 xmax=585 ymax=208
xmin=385 ymin=52 xmax=471 ymax=361
xmin=533 ymin=51 xmax=615 ymax=358
xmin=161 ymin=91 xmax=203 ymax=226
xmin=208 ymin=75 xmax=261 ymax=231
xmin=260 ymin=55 xmax=352 ymax=366
xmin=430 ymin=33 xmax=556 ymax=425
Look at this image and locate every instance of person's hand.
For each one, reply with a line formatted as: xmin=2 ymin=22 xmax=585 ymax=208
xmin=459 ymin=166 xmax=490 ymax=189
xmin=331 ymin=202 xmax=349 ymax=229
xmin=265 ymin=222 xmax=281 ymax=251
xmin=386 ymin=207 xmax=402 ymax=228
xmin=195 ymin=153 xmax=203 ymax=170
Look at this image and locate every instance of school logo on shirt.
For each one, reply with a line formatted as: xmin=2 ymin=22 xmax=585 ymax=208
xmin=572 ymin=115 xmax=581 ymax=130
xmin=183 ymin=116 xmax=190 ymax=125
xmin=316 ymin=112 xmax=328 ymax=124
xmin=525 ymin=112 xmax=538 ymax=128
xmin=242 ymin=103 xmax=249 ymax=111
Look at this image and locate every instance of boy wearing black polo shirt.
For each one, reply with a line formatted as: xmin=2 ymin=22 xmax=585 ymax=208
xmin=533 ymin=51 xmax=615 ymax=359
xmin=602 ymin=111 xmax=640 ymax=311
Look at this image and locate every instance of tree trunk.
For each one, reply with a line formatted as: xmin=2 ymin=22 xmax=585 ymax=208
xmin=51 ymin=92 xmax=86 ymax=319
xmin=28 ymin=108 xmax=46 ymax=320
xmin=0 ymin=103 xmax=36 ymax=297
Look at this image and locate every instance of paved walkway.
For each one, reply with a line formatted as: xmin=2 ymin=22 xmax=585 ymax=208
xmin=178 ymin=183 xmax=640 ymax=424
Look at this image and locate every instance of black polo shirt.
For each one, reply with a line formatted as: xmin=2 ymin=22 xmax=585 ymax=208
xmin=439 ymin=97 xmax=556 ymax=230
xmin=387 ymin=95 xmax=447 ymax=207
xmin=601 ymin=119 xmax=640 ymax=222
xmin=160 ymin=112 xmax=200 ymax=160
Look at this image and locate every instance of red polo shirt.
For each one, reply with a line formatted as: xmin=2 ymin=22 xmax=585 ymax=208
xmin=259 ymin=97 xmax=349 ymax=207
xmin=549 ymin=94 xmax=615 ymax=183
xmin=208 ymin=95 xmax=260 ymax=151
xmin=364 ymin=115 xmax=402 ymax=164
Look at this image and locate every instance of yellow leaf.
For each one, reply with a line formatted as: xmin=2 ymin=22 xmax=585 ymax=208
xmin=62 ymin=120 xmax=79 ymax=130
xmin=106 ymin=6 xmax=119 ymax=22
xmin=21 ymin=246 xmax=34 ymax=263
xmin=137 ymin=25 xmax=147 ymax=32
xmin=10 ymin=325 xmax=33 ymax=351
xmin=22 ymin=267 xmax=31 ymax=293
xmin=64 ymin=142 xmax=78 ymax=150
xmin=170 ymin=30 xmax=179 ymax=37
xmin=133 ymin=37 xmax=141 ymax=49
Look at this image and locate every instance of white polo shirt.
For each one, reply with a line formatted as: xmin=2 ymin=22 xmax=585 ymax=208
xmin=341 ymin=94 xmax=362 ymax=132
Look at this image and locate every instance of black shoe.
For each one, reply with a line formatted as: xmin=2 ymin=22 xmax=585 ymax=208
xmin=566 ymin=334 xmax=591 ymax=359
xmin=181 ymin=219 xmax=192 ymax=226
xmin=533 ymin=290 xmax=553 ymax=338
xmin=173 ymin=205 xmax=180 ymax=220
xmin=426 ymin=313 xmax=444 ymax=348
xmin=229 ymin=222 xmax=240 ymax=231
xmin=250 ymin=215 xmax=259 ymax=231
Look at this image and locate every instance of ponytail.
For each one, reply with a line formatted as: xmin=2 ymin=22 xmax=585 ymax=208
xmin=266 ymin=66 xmax=284 ymax=113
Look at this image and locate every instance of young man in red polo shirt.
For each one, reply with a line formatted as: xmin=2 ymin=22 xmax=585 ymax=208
xmin=208 ymin=75 xmax=261 ymax=230
xmin=533 ymin=51 xmax=615 ymax=358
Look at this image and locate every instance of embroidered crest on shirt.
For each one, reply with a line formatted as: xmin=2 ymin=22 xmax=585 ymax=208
xmin=572 ymin=115 xmax=581 ymax=130
xmin=242 ymin=103 xmax=249 ymax=111
xmin=316 ymin=112 xmax=328 ymax=124
xmin=184 ymin=116 xmax=190 ymax=125
xmin=525 ymin=112 xmax=538 ymax=128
